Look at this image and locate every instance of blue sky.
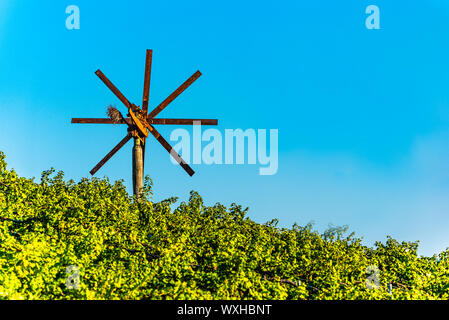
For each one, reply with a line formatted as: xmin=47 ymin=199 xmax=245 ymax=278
xmin=1 ymin=0 xmax=449 ymax=256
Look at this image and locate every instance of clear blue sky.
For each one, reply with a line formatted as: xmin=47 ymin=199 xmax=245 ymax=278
xmin=1 ymin=0 xmax=449 ymax=256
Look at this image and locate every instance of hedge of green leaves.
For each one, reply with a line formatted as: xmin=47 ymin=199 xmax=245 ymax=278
xmin=0 ymin=151 xmax=448 ymax=300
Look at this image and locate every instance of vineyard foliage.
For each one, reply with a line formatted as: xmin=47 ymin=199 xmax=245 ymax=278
xmin=0 ymin=151 xmax=448 ymax=300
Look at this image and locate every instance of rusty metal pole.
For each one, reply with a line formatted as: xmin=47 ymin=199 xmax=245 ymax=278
xmin=132 ymin=138 xmax=144 ymax=199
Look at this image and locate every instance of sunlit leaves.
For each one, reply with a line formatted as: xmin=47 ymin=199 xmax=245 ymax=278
xmin=0 ymin=151 xmax=448 ymax=300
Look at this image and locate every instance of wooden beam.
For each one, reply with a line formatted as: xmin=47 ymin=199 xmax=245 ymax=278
xmin=149 ymin=119 xmax=218 ymax=126
xmin=132 ymin=138 xmax=144 ymax=199
xmin=142 ymin=49 xmax=153 ymax=115
xmin=71 ymin=118 xmax=131 ymax=125
xmin=95 ymin=69 xmax=132 ymax=109
xmin=141 ymin=50 xmax=153 ymax=174
xmin=72 ymin=118 xmax=217 ymax=126
xmin=90 ymin=133 xmax=132 ymax=176
xmin=147 ymin=71 xmax=202 ymax=120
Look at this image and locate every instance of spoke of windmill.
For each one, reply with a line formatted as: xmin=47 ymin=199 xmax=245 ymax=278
xmin=90 ymin=133 xmax=133 ymax=176
xmin=72 ymin=118 xmax=218 ymax=126
xmin=147 ymin=125 xmax=195 ymax=176
xmin=147 ymin=71 xmax=202 ymax=120
xmin=142 ymin=49 xmax=153 ymax=115
xmin=71 ymin=118 xmax=132 ymax=125
xmin=95 ymin=70 xmax=132 ymax=109
xmin=73 ymin=114 xmax=138 ymax=136
xmin=141 ymin=50 xmax=153 ymax=173
xmin=149 ymin=119 xmax=218 ymax=125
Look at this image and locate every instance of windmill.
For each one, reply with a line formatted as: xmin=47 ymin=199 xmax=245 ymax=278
xmin=71 ymin=49 xmax=218 ymax=197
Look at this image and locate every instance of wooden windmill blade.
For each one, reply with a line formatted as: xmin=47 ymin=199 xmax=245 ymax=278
xmin=141 ymin=49 xmax=153 ymax=172
xmin=142 ymin=49 xmax=153 ymax=115
xmin=71 ymin=118 xmax=131 ymax=125
xmin=72 ymin=118 xmax=218 ymax=125
xmin=95 ymin=70 xmax=132 ymax=109
xmin=146 ymin=124 xmax=195 ymax=176
xmin=90 ymin=133 xmax=133 ymax=176
xmin=149 ymin=119 xmax=218 ymax=125
xmin=95 ymin=69 xmax=148 ymax=141
xmin=147 ymin=71 xmax=202 ymax=120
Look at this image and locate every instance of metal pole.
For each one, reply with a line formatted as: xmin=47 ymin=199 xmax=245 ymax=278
xmin=132 ymin=138 xmax=144 ymax=199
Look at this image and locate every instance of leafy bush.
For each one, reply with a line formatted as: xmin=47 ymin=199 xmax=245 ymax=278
xmin=0 ymin=151 xmax=448 ymax=300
